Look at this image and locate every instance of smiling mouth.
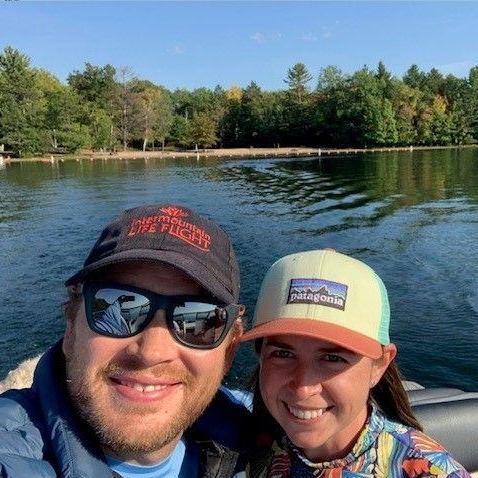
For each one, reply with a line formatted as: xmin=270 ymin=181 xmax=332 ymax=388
xmin=286 ymin=403 xmax=332 ymax=420
xmin=110 ymin=377 xmax=174 ymax=393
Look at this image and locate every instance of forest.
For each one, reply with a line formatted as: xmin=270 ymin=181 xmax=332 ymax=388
xmin=1 ymin=46 xmax=477 ymax=157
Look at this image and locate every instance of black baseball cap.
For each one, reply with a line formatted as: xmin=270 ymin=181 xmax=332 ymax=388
xmin=65 ymin=204 xmax=240 ymax=304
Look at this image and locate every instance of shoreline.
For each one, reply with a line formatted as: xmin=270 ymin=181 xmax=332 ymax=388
xmin=2 ymin=144 xmax=477 ymax=164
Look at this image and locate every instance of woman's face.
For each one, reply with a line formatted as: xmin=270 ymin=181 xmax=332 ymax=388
xmin=259 ymin=335 xmax=395 ymax=462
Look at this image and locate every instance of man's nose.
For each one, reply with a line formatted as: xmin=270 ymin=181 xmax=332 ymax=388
xmin=288 ymin=361 xmax=323 ymax=399
xmin=125 ymin=310 xmax=180 ymax=366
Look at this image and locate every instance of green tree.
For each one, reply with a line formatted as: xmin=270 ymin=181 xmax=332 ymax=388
xmin=283 ymin=64 xmax=314 ymax=145
xmin=403 ymin=65 xmax=426 ymax=90
xmin=238 ymin=82 xmax=265 ymax=145
xmin=90 ymin=108 xmax=114 ymax=150
xmin=129 ymin=81 xmax=174 ymax=151
xmin=424 ymin=68 xmax=445 ymax=96
xmin=468 ymin=66 xmax=478 ymax=141
xmin=390 ymin=82 xmax=419 ymax=145
xmin=317 ymin=65 xmax=346 ymax=91
xmin=153 ymin=90 xmax=174 ymax=151
xmin=315 ymin=67 xmax=352 ymax=146
xmin=59 ymin=123 xmax=91 ymax=153
xmin=284 ymin=63 xmax=312 ymax=102
xmin=116 ymin=67 xmax=140 ymax=150
xmin=428 ymin=95 xmax=452 ymax=145
xmin=169 ymin=115 xmax=191 ymax=148
xmin=68 ymin=63 xmax=117 ymax=111
xmin=190 ymin=112 xmax=218 ymax=149
xmin=220 ymin=86 xmax=243 ymax=146
xmin=135 ymin=86 xmax=162 ymax=151
xmin=449 ymin=103 xmax=472 ymax=144
xmin=171 ymin=88 xmax=194 ymax=120
xmin=41 ymin=86 xmax=85 ymax=150
xmin=375 ymin=61 xmax=394 ymax=98
xmin=345 ymin=68 xmax=399 ymax=146
xmin=68 ymin=62 xmax=119 ymax=150
xmin=376 ymin=61 xmax=392 ymax=82
xmin=0 ymin=47 xmax=47 ymax=156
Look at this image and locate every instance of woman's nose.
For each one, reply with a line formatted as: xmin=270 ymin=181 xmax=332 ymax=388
xmin=289 ymin=361 xmax=323 ymax=398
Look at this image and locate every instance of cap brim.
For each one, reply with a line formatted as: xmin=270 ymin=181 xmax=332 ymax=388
xmin=241 ymin=318 xmax=383 ymax=359
xmin=65 ymin=249 xmax=235 ymax=304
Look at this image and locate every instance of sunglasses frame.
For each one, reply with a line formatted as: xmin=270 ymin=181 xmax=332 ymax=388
xmin=82 ymin=281 xmax=242 ymax=349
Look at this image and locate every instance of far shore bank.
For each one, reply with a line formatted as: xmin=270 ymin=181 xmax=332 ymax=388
xmin=2 ymin=144 xmax=477 ymax=164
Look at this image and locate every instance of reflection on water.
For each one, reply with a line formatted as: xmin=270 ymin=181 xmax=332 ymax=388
xmin=0 ymin=149 xmax=477 ymax=390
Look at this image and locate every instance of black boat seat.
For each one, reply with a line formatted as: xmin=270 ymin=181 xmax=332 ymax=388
xmin=409 ymin=390 xmax=478 ymax=473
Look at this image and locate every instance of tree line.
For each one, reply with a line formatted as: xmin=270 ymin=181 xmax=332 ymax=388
xmin=1 ymin=46 xmax=478 ymax=157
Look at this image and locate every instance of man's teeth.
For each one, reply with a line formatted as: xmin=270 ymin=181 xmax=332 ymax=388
xmin=288 ymin=405 xmax=326 ymax=420
xmin=120 ymin=381 xmax=168 ymax=393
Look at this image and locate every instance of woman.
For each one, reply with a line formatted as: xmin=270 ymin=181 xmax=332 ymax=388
xmin=240 ymin=249 xmax=470 ymax=477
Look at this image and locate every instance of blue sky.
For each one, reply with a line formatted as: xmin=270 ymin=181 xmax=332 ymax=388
xmin=1 ymin=1 xmax=477 ymax=90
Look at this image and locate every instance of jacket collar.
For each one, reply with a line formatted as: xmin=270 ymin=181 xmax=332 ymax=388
xmin=33 ymin=340 xmax=114 ymax=478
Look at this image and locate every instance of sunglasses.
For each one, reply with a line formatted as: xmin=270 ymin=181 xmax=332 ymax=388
xmin=82 ymin=281 xmax=243 ymax=349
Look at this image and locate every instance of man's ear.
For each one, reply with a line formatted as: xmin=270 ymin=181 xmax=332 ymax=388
xmin=62 ymin=318 xmax=74 ymax=357
xmin=370 ymin=343 xmax=397 ymax=388
xmin=62 ymin=304 xmax=78 ymax=357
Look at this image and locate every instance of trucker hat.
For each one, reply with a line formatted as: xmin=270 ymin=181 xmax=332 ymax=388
xmin=241 ymin=249 xmax=390 ymax=358
xmin=65 ymin=204 xmax=240 ymax=304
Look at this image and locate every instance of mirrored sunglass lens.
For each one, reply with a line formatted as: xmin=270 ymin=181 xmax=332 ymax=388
xmin=172 ymin=302 xmax=228 ymax=346
xmin=91 ymin=288 xmax=151 ymax=336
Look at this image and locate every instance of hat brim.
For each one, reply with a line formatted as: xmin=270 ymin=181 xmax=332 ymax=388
xmin=241 ymin=318 xmax=383 ymax=359
xmin=64 ymin=249 xmax=236 ymax=304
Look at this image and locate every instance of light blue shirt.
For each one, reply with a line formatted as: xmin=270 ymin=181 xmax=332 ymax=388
xmin=105 ymin=438 xmax=195 ymax=478
xmin=95 ymin=300 xmax=131 ymax=335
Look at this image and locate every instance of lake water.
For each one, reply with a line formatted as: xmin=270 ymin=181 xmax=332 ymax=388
xmin=0 ymin=149 xmax=477 ymax=390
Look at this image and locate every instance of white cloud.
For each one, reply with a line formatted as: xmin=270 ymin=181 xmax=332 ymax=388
xmin=301 ymin=33 xmax=318 ymax=42
xmin=250 ymin=32 xmax=282 ymax=44
xmin=321 ymin=26 xmax=332 ymax=39
xmin=250 ymin=32 xmax=266 ymax=44
xmin=168 ymin=45 xmax=185 ymax=55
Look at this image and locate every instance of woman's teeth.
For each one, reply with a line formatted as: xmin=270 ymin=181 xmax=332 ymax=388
xmin=287 ymin=404 xmax=327 ymax=420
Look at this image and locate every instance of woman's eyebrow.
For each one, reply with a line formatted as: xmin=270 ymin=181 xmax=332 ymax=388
xmin=318 ymin=345 xmax=349 ymax=353
xmin=264 ymin=339 xmax=354 ymax=355
xmin=264 ymin=339 xmax=294 ymax=350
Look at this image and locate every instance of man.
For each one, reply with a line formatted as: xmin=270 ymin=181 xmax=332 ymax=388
xmin=0 ymin=204 xmax=249 ymax=477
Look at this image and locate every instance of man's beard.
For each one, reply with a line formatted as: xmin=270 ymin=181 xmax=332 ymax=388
xmin=64 ymin=352 xmax=226 ymax=459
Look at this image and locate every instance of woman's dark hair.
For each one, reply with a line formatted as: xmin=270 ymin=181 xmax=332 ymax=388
xmin=370 ymin=360 xmax=422 ymax=431
xmin=250 ymin=338 xmax=423 ymax=439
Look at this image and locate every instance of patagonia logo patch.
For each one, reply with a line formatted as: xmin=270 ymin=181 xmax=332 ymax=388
xmin=287 ymin=278 xmax=348 ymax=310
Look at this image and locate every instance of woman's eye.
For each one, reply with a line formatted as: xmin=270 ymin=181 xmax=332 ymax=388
xmin=322 ymin=353 xmax=347 ymax=363
xmin=270 ymin=349 xmax=293 ymax=359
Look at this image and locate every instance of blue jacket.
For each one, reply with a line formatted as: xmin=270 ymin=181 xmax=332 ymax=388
xmin=0 ymin=342 xmax=251 ymax=478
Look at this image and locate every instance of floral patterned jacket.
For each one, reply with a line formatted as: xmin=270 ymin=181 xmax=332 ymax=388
xmin=245 ymin=405 xmax=470 ymax=478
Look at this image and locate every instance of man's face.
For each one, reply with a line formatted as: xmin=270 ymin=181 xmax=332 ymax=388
xmin=63 ymin=262 xmax=239 ymax=464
